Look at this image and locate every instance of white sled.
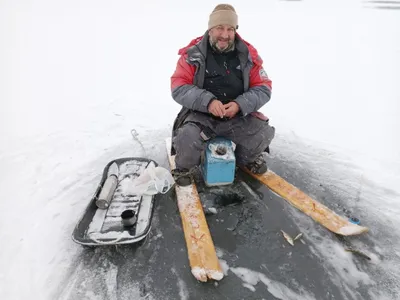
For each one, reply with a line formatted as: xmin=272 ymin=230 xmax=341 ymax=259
xmin=72 ymin=157 xmax=159 ymax=246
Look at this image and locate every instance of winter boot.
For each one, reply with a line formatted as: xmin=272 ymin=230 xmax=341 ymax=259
xmin=246 ymin=154 xmax=268 ymax=175
xmin=171 ymin=168 xmax=192 ymax=187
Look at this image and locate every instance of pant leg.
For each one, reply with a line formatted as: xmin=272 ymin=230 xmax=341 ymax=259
xmin=218 ymin=115 xmax=275 ymax=165
xmin=172 ymin=122 xmax=207 ymax=170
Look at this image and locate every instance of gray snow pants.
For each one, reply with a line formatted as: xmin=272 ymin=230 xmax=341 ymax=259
xmin=172 ymin=111 xmax=275 ymax=170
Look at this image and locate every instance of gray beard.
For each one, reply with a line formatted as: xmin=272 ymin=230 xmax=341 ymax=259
xmin=209 ymin=36 xmax=235 ymax=53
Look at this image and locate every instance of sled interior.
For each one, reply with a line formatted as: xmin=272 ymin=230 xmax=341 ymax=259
xmin=72 ymin=157 xmax=158 ymax=246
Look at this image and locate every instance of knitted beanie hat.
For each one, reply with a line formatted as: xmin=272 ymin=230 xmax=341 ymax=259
xmin=208 ymin=4 xmax=238 ymax=30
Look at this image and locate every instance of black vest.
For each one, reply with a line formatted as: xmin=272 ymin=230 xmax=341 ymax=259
xmin=203 ymin=43 xmax=244 ymax=105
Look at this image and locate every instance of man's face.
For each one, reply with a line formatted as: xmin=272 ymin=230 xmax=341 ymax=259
xmin=209 ymin=24 xmax=235 ymax=51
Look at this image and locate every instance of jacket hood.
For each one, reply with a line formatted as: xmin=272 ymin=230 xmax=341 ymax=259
xmin=177 ymin=31 xmax=263 ymax=65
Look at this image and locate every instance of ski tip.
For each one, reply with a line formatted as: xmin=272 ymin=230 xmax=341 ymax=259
xmin=207 ymin=269 xmax=224 ymax=281
xmin=191 ymin=267 xmax=224 ymax=282
xmin=338 ymin=224 xmax=369 ymax=236
xmin=191 ymin=267 xmax=208 ymax=282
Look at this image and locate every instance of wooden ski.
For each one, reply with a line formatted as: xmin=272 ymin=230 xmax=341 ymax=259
xmin=242 ymin=167 xmax=369 ymax=236
xmin=165 ymin=137 xmax=223 ymax=282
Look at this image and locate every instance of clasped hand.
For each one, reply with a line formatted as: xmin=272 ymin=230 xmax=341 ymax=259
xmin=208 ymin=100 xmax=239 ymax=119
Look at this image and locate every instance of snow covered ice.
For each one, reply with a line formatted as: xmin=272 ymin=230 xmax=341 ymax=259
xmin=1 ymin=0 xmax=400 ymax=299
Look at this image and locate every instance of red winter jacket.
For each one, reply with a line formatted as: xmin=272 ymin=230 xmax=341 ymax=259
xmin=170 ymin=31 xmax=272 ymax=120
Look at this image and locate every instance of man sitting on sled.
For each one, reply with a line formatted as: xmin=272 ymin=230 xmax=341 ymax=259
xmin=170 ymin=3 xmax=275 ymax=186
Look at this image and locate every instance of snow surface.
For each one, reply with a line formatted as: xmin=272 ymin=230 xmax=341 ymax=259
xmin=229 ymin=266 xmax=316 ymax=300
xmin=1 ymin=0 xmax=400 ymax=299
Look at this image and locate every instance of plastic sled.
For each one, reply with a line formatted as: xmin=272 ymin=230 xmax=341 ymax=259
xmin=72 ymin=157 xmax=158 ymax=246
